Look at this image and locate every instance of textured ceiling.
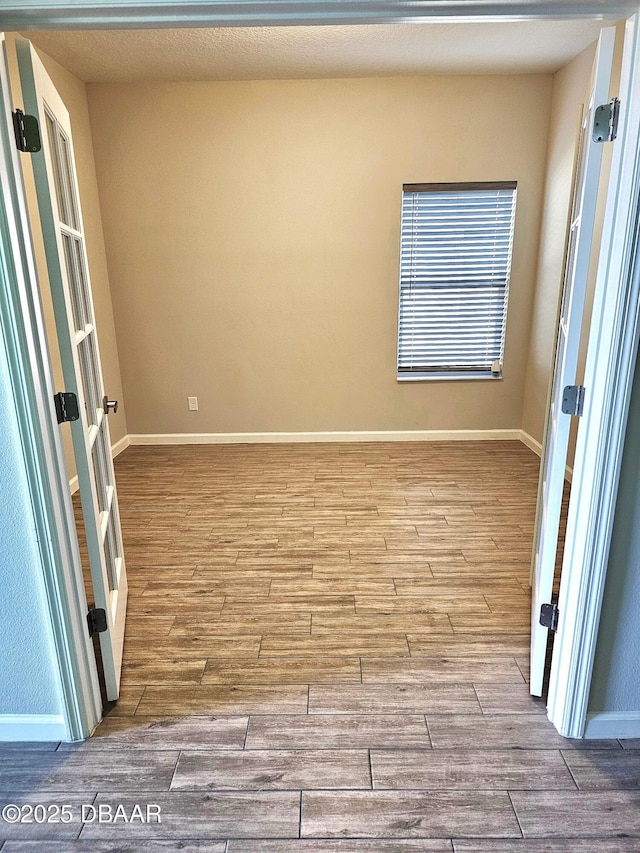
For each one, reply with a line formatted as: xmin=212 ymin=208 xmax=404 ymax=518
xmin=27 ymin=20 xmax=608 ymax=83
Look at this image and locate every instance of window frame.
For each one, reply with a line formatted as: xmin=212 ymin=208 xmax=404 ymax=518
xmin=396 ymin=180 xmax=518 ymax=382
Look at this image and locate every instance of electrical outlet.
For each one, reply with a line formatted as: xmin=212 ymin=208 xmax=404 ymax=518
xmin=188 ymin=396 xmax=198 ymax=411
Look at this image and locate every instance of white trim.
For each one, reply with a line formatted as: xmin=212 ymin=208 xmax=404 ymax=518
xmin=128 ymin=429 xmax=523 ymax=445
xmin=111 ymin=433 xmax=129 ymax=457
xmin=520 ymin=430 xmax=574 ymax=481
xmin=520 ymin=430 xmax=543 ymax=456
xmin=0 ymin=1 xmax=633 ymax=29
xmin=73 ymin=428 xmax=559 ymax=484
xmin=0 ymin=714 xmax=67 ymax=742
xmin=71 ymin=428 xmax=532 ymax=494
xmin=584 ymin=712 xmax=640 ymax=739
xmin=547 ymin=12 xmax=640 ymax=739
xmin=69 ymin=433 xmax=129 ymax=494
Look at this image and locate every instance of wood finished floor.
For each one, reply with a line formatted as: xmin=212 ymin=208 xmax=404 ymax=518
xmin=2 ymin=440 xmax=639 ymax=851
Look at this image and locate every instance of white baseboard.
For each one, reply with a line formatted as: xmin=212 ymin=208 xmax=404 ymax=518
xmin=128 ymin=429 xmax=523 ymax=445
xmin=111 ymin=433 xmax=130 ymax=457
xmin=584 ymin=711 xmax=640 ymax=739
xmin=69 ymin=433 xmax=131 ymax=495
xmin=520 ymin=430 xmax=543 ymax=456
xmin=69 ymin=427 xmax=532 ymax=491
xmin=520 ymin=429 xmax=573 ymax=481
xmin=0 ymin=714 xmax=67 ymax=742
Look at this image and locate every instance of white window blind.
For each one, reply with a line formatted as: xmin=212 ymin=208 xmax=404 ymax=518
xmin=397 ymin=181 xmax=517 ymax=379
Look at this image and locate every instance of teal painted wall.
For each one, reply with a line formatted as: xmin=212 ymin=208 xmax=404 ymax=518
xmin=0 ymin=322 xmax=64 ymax=716
xmin=589 ymin=346 xmax=640 ymax=712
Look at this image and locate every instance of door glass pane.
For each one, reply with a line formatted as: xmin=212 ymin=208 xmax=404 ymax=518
xmin=91 ymin=425 xmax=112 ymax=533
xmin=91 ymin=444 xmax=107 ymax=513
xmin=571 ymin=113 xmax=588 ymax=225
xmin=73 ymin=238 xmax=92 ymax=328
xmin=104 ymin=515 xmax=119 ymax=592
xmin=78 ymin=336 xmax=98 ymax=425
xmin=44 ymin=109 xmax=69 ymax=226
xmin=58 ymin=131 xmax=79 ymax=231
xmin=98 ymin=425 xmax=112 ymax=495
xmin=559 ymin=227 xmax=578 ymax=326
xmin=61 ymin=232 xmax=84 ymax=332
xmin=87 ymin=332 xmax=103 ymax=405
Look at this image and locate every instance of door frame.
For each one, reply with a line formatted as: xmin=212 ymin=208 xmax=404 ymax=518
xmin=0 ymin=34 xmax=101 ymax=740
xmin=1 ymin=1 xmax=640 ymax=740
xmin=0 ymin=0 xmax=635 ymax=28
xmin=18 ymin=37 xmax=129 ymax=702
xmin=547 ymin=11 xmax=640 ymax=737
xmin=529 ymin=25 xmax=616 ymax=699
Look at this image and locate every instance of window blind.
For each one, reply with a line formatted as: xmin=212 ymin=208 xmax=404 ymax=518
xmin=397 ymin=181 xmax=517 ymax=379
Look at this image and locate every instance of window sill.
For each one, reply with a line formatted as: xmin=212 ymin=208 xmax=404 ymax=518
xmin=397 ymin=372 xmax=503 ymax=382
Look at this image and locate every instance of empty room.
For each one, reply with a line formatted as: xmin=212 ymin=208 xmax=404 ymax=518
xmin=2 ymin=0 xmax=640 ymax=848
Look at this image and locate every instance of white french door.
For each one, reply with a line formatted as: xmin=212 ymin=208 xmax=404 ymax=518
xmin=529 ymin=28 xmax=615 ymax=697
xmin=16 ymin=39 xmax=127 ymax=700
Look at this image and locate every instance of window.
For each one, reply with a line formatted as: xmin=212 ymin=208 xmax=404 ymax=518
xmin=397 ymin=181 xmax=517 ymax=380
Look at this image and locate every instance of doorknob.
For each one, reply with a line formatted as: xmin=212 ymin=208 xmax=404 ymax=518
xmin=103 ymin=396 xmax=118 ymax=415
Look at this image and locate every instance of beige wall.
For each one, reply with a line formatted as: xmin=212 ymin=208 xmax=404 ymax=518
xmin=87 ymin=74 xmax=552 ymax=435
xmin=5 ymin=34 xmax=128 ymax=478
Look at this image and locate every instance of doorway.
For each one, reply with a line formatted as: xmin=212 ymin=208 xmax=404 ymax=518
xmin=1 ymin=8 xmax=640 ymax=744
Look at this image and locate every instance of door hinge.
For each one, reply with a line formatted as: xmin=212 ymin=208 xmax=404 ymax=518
xmin=593 ymin=98 xmax=620 ymax=143
xmin=12 ymin=109 xmax=41 ymax=153
xmin=87 ymin=607 xmax=108 ymax=637
xmin=561 ymin=385 xmax=585 ymax=417
xmin=53 ymin=391 xmax=80 ymax=424
xmin=540 ymin=602 xmax=560 ymax=633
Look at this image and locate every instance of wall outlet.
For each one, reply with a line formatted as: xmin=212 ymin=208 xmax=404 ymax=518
xmin=188 ymin=396 xmax=198 ymax=411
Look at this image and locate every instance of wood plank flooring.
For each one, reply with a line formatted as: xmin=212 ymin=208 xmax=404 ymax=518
xmin=2 ymin=440 xmax=638 ymax=851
